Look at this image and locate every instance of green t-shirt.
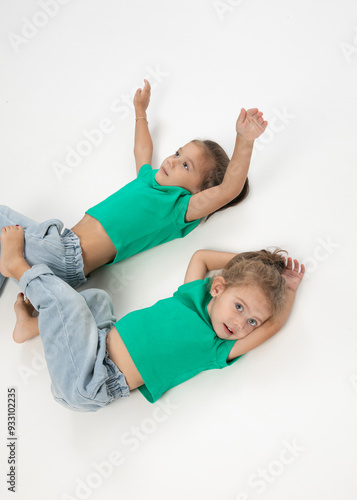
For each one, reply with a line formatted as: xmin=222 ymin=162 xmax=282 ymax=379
xmin=85 ymin=164 xmax=200 ymax=264
xmin=115 ymin=278 xmax=242 ymax=403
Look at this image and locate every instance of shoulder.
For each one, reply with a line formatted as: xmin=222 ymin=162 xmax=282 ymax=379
xmin=174 ymin=280 xmax=204 ymax=295
xmin=174 ymin=278 xmax=210 ymax=309
xmin=185 ymin=184 xmax=231 ymax=222
xmin=137 ymin=163 xmax=153 ymax=176
xmin=175 ymin=278 xmax=208 ymax=295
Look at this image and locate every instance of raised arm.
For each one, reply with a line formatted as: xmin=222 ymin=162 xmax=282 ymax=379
xmin=184 ymin=249 xmax=237 ymax=284
xmin=227 ymin=258 xmax=305 ymax=361
xmin=185 ymin=108 xmax=268 ymax=222
xmin=133 ymin=79 xmax=153 ymax=174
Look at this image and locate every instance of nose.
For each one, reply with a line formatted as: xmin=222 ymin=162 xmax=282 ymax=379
xmin=234 ymin=318 xmax=245 ymax=331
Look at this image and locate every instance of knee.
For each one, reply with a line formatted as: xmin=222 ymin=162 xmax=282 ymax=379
xmin=0 ymin=205 xmax=11 ymax=220
xmin=53 ymin=393 xmax=105 ymax=412
xmin=0 ymin=206 xmax=18 ymax=231
xmin=81 ymin=288 xmax=111 ymax=301
xmin=80 ymin=288 xmax=113 ymax=312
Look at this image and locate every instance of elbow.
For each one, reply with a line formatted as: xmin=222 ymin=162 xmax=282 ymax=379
xmin=192 ymin=250 xmax=209 ymax=272
xmin=192 ymin=249 xmax=205 ymax=261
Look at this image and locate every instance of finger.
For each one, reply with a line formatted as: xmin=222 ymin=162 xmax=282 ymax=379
xmin=285 ymin=257 xmax=292 ymax=270
xmin=237 ymin=108 xmax=247 ymax=124
xmin=143 ymin=79 xmax=151 ymax=92
xmin=247 ymin=108 xmax=259 ymax=115
xmin=293 ymin=259 xmax=300 ymax=272
xmin=300 ymin=263 xmax=305 ymax=276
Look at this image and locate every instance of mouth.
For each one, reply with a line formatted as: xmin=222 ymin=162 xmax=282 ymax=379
xmin=161 ymin=166 xmax=168 ymax=176
xmin=224 ymin=323 xmax=234 ymax=336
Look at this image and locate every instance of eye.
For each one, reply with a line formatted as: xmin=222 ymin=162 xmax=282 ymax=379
xmin=248 ymin=318 xmax=257 ymax=327
xmin=183 ymin=162 xmax=188 ymax=170
xmin=235 ymin=303 xmax=243 ymax=312
xmin=175 ymin=151 xmax=179 ymax=157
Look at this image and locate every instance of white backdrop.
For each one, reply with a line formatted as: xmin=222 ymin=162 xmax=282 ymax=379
xmin=1 ymin=1 xmax=357 ymax=499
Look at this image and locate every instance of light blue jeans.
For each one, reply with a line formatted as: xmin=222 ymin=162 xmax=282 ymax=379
xmin=0 ymin=205 xmax=86 ymax=292
xmin=19 ymin=264 xmax=130 ymax=412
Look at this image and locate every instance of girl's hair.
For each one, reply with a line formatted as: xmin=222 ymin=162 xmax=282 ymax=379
xmin=191 ymin=139 xmax=249 ymax=220
xmin=215 ymin=248 xmax=287 ymax=317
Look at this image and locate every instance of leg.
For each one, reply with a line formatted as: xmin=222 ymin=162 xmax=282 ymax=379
xmin=0 ymin=226 xmax=36 ymax=342
xmin=1 ymin=226 xmax=129 ymax=412
xmin=0 ymin=205 xmax=86 ymax=291
xmin=11 ymin=281 xmax=122 ymax=344
xmin=13 ymin=293 xmax=39 ymax=343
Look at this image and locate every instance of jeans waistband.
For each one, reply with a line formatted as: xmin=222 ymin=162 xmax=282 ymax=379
xmin=104 ymin=353 xmax=130 ymax=399
xmin=61 ymin=228 xmax=86 ymax=288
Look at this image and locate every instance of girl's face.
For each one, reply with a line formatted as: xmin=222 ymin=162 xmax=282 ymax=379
xmin=207 ymin=277 xmax=271 ymax=341
xmin=155 ymin=142 xmax=208 ymax=194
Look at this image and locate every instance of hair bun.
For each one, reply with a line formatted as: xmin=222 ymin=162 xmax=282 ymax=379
xmin=260 ymin=248 xmax=287 ymax=273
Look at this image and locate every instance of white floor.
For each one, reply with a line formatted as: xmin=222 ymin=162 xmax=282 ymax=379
xmin=1 ymin=1 xmax=357 ymax=499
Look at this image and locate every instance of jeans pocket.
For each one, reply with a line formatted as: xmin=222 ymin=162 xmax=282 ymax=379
xmin=40 ymin=219 xmax=64 ymax=239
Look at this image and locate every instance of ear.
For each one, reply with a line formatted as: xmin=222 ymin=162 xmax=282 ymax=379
xmin=210 ymin=276 xmax=226 ymax=297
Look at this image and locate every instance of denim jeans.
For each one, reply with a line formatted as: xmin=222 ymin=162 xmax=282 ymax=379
xmin=0 ymin=205 xmax=86 ymax=292
xmin=19 ymin=264 xmax=130 ymax=412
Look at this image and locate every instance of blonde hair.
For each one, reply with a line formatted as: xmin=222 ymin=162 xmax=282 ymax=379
xmin=213 ymin=248 xmax=287 ymax=317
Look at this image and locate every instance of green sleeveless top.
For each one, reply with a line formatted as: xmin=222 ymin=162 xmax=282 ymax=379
xmin=115 ymin=278 xmax=242 ymax=403
xmin=86 ymin=164 xmax=200 ymax=264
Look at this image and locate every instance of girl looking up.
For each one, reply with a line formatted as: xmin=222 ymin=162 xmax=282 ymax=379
xmin=1 ymin=225 xmax=304 ymax=411
xmin=0 ymin=80 xmax=267 ymax=292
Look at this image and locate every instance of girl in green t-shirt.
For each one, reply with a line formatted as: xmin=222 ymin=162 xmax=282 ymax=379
xmin=0 ymin=79 xmax=267 ymax=291
xmin=1 ymin=225 xmax=304 ymax=410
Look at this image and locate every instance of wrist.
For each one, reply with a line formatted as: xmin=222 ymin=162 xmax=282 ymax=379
xmin=283 ymin=288 xmax=296 ymax=308
xmin=135 ymin=117 xmax=148 ymax=124
xmin=235 ymin=133 xmax=255 ymax=146
xmin=135 ymin=117 xmax=148 ymax=126
xmin=135 ymin=107 xmax=147 ymax=117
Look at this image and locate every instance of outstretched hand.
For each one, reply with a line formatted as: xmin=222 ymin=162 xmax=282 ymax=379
xmin=133 ymin=79 xmax=151 ymax=113
xmin=282 ymin=257 xmax=305 ymax=292
xmin=236 ymin=108 xmax=268 ymax=142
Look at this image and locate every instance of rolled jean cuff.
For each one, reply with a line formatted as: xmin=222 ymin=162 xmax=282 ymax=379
xmin=19 ymin=264 xmax=54 ymax=296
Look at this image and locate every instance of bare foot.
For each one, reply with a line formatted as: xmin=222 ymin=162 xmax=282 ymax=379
xmin=0 ymin=226 xmax=30 ymax=281
xmin=13 ymin=293 xmax=40 ymax=343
